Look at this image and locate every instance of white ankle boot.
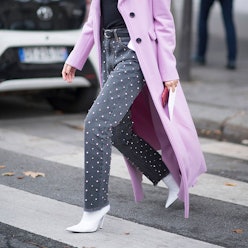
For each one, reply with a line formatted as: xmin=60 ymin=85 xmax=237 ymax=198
xmin=162 ymin=174 xmax=179 ymax=208
xmin=66 ymin=204 xmax=110 ymax=233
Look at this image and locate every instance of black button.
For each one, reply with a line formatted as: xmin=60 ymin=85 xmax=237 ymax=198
xmin=136 ymin=38 xmax=142 ymax=44
xmin=130 ymin=12 xmax=135 ymax=18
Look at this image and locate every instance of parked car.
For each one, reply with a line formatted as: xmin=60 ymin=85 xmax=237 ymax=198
xmin=0 ymin=0 xmax=99 ymax=113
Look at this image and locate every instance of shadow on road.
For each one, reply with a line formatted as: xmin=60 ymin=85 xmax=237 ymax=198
xmin=0 ymin=95 xmax=55 ymax=119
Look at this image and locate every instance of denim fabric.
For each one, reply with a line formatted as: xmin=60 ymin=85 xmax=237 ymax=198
xmin=197 ymin=0 xmax=237 ymax=62
xmin=83 ymin=29 xmax=169 ymax=211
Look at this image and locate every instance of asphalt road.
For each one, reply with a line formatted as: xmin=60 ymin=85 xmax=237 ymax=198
xmin=0 ymin=96 xmax=248 ymax=248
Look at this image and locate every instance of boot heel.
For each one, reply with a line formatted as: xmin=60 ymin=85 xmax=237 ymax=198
xmin=162 ymin=174 xmax=179 ymax=208
xmin=99 ymin=216 xmax=105 ymax=229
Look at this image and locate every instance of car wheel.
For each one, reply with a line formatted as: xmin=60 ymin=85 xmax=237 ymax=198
xmin=46 ymin=86 xmax=98 ymax=113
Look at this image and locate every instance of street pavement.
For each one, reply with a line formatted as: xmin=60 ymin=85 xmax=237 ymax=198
xmin=184 ymin=34 xmax=248 ymax=144
xmin=0 ymin=112 xmax=247 ymax=248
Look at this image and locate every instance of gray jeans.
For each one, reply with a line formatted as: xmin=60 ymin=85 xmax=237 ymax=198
xmin=83 ymin=28 xmax=169 ymax=211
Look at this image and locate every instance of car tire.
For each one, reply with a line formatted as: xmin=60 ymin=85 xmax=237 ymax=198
xmin=46 ymin=86 xmax=98 ymax=113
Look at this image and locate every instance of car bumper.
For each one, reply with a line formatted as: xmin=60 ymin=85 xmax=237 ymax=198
xmin=0 ymin=30 xmax=82 ymax=55
xmin=0 ymin=77 xmax=91 ymax=93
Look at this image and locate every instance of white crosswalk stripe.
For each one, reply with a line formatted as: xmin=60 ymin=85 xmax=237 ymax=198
xmin=0 ymin=185 xmax=223 ymax=248
xmin=0 ymin=128 xmax=247 ymax=207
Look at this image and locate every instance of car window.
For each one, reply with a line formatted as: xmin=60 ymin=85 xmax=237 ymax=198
xmin=0 ymin=0 xmax=86 ymax=30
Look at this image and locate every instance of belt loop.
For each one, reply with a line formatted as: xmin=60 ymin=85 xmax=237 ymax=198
xmin=113 ymin=29 xmax=120 ymax=42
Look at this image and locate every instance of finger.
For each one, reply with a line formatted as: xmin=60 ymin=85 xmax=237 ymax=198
xmin=170 ymin=80 xmax=178 ymax=92
xmin=68 ymin=68 xmax=76 ymax=82
xmin=165 ymin=82 xmax=172 ymax=90
xmin=69 ymin=73 xmax=75 ymax=83
xmin=67 ymin=73 xmax=73 ymax=83
xmin=174 ymin=80 xmax=178 ymax=88
xmin=173 ymin=81 xmax=177 ymax=92
xmin=62 ymin=64 xmax=75 ymax=83
xmin=61 ymin=68 xmax=66 ymax=80
xmin=62 ymin=64 xmax=69 ymax=80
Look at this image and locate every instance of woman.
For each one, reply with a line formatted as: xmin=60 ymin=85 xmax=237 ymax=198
xmin=62 ymin=0 xmax=206 ymax=233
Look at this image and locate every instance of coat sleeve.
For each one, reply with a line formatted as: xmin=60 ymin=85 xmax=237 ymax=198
xmin=65 ymin=3 xmax=95 ymax=70
xmin=152 ymin=0 xmax=179 ymax=82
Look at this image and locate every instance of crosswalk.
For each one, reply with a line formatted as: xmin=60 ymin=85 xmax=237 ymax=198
xmin=1 ymin=185 xmax=222 ymax=248
xmin=0 ymin=116 xmax=248 ymax=248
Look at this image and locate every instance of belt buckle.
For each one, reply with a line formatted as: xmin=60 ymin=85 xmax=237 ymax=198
xmin=104 ymin=30 xmax=112 ymax=39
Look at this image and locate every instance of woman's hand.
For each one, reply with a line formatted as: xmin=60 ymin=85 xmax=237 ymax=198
xmin=62 ymin=63 xmax=76 ymax=83
xmin=164 ymin=79 xmax=178 ymax=92
xmin=161 ymin=79 xmax=178 ymax=107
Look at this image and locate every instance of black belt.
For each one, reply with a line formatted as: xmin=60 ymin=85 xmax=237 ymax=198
xmin=103 ymin=29 xmax=130 ymax=39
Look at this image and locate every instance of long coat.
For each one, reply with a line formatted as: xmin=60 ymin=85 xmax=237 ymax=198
xmin=66 ymin=0 xmax=207 ymax=218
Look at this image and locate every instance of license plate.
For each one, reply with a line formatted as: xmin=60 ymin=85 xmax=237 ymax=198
xmin=18 ymin=47 xmax=68 ymax=64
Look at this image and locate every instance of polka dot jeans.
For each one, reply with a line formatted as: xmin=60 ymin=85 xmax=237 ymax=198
xmin=83 ymin=28 xmax=169 ymax=211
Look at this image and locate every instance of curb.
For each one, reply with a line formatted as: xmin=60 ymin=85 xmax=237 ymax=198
xmin=189 ymin=103 xmax=248 ymax=145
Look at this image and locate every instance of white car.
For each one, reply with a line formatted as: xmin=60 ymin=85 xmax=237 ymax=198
xmin=0 ymin=0 xmax=99 ymax=113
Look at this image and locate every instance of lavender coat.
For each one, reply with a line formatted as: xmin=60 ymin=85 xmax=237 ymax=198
xmin=66 ymin=0 xmax=207 ymax=218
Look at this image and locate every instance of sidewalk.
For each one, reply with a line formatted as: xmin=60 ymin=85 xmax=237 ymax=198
xmin=174 ymin=0 xmax=248 ymax=145
xmin=179 ymin=4 xmax=248 ymax=145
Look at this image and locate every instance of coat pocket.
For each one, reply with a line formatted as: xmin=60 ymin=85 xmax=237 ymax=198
xmin=148 ymin=29 xmax=157 ymax=41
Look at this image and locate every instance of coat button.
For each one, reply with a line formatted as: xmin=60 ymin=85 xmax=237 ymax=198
xmin=130 ymin=12 xmax=135 ymax=18
xmin=136 ymin=38 xmax=142 ymax=44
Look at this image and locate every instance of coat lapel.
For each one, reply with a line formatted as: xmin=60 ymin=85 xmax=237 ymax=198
xmin=118 ymin=0 xmax=127 ymax=8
